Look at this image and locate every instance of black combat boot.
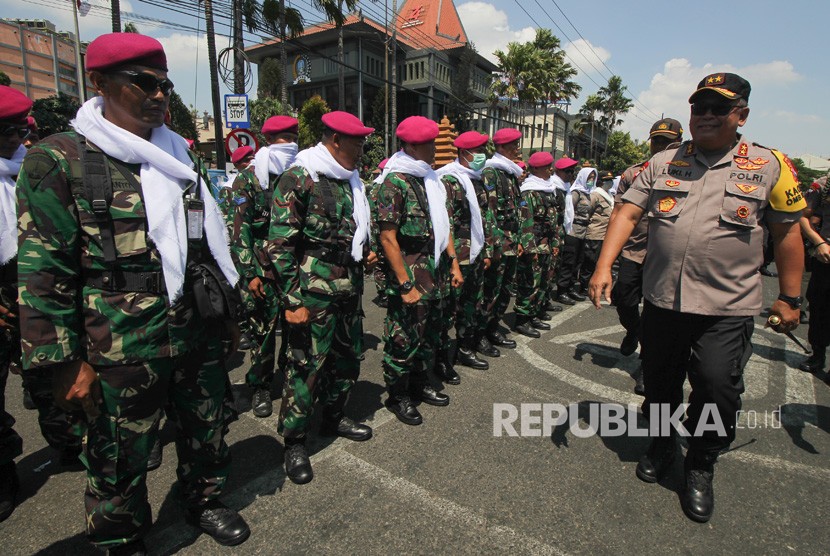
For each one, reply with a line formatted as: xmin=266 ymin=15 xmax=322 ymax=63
xmin=556 ymin=292 xmax=576 ymax=306
xmin=537 ymin=311 xmax=552 ymax=321
xmin=475 ymin=333 xmax=500 ymax=358
xmin=146 ymin=437 xmax=163 ymax=471
xmin=320 ymin=395 xmax=373 ymax=441
xmin=410 ymin=382 xmax=450 ymax=406
xmin=0 ymin=461 xmax=19 ymax=522
xmin=530 ymin=317 xmax=551 ymax=331
xmin=283 ymin=438 xmax=313 ymax=485
xmin=385 ymin=377 xmax=423 ymax=425
xmin=799 ymin=348 xmax=826 ymax=373
xmin=620 ymin=331 xmax=639 ymax=356
xmin=544 ymin=300 xmax=564 ymax=312
xmin=251 ymin=386 xmax=273 ymax=418
xmin=456 ymin=336 xmax=489 ymax=370
xmin=22 ymin=388 xmax=35 ymax=410
xmin=635 ymin=436 xmax=676 ymax=483
xmin=514 ymin=315 xmax=540 ymax=338
xmin=186 ymin=499 xmax=251 ymax=546
xmin=568 ymin=289 xmax=587 ymax=302
xmin=487 ymin=321 xmax=516 ymax=348
xmin=681 ymin=450 xmax=717 ymax=523
xmin=434 ymin=349 xmax=461 ymax=385
xmin=634 ymin=367 xmax=645 ymax=396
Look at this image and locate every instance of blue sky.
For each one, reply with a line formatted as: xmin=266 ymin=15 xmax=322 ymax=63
xmin=8 ymin=0 xmax=828 ymax=159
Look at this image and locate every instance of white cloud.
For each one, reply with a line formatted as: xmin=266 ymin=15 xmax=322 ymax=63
xmin=457 ymin=1 xmax=536 ymax=63
xmin=563 ymin=38 xmax=610 ymax=77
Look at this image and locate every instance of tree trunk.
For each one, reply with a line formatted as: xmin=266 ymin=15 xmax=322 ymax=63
xmin=540 ymin=102 xmax=548 ymax=151
xmin=390 ymin=0 xmax=398 ymax=144
xmin=232 ymin=0 xmax=244 ymax=94
xmin=204 ymin=0 xmax=226 ymax=168
xmin=338 ymin=20 xmax=345 ymax=109
xmin=279 ymin=0 xmax=288 ymax=106
xmin=589 ymin=121 xmax=595 ymax=161
xmin=530 ymin=102 xmax=537 ymax=149
xmin=111 ymin=0 xmax=121 ymax=33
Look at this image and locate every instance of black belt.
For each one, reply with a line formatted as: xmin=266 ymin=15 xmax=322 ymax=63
xmin=398 ymin=236 xmax=431 ymax=254
xmin=85 ymin=269 xmax=166 ymax=294
xmin=305 ymin=247 xmax=356 ymax=267
xmin=501 ymin=221 xmax=518 ymax=233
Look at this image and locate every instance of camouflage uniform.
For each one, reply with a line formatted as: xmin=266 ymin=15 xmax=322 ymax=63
xmin=376 ymin=172 xmax=442 ymax=390
xmin=542 ymin=189 xmax=567 ymax=309
xmin=16 ymin=132 xmax=235 ymax=549
xmin=366 ymin=178 xmax=388 ymax=301
xmin=515 ymin=188 xmax=556 ymax=318
xmin=266 ymin=166 xmax=367 ymax=439
xmin=480 ymin=165 xmax=521 ymax=333
xmin=217 ymin=184 xmax=235 ymax=228
xmin=229 ymin=167 xmax=280 ymax=389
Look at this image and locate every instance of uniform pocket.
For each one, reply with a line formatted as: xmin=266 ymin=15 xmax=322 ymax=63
xmin=648 ymin=179 xmax=692 ymax=219
xmin=720 ymin=182 xmax=764 ymax=229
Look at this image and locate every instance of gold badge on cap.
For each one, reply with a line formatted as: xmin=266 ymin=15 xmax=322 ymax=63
xmin=658 ymin=197 xmax=677 ymax=213
xmin=706 ymin=74 xmax=726 ymax=85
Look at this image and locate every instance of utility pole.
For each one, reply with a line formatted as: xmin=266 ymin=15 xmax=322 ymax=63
xmin=204 ymin=0 xmax=226 ymax=168
xmin=383 ymin=0 xmax=389 ymax=156
xmin=111 ymin=0 xmax=122 ymax=33
xmin=233 ymin=0 xmax=244 ymax=94
xmin=390 ymin=0 xmax=397 ymax=147
xmin=72 ymin=0 xmax=86 ymax=102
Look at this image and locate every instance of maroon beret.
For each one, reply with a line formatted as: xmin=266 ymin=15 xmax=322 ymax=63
xmin=378 ymin=158 xmax=388 ymax=170
xmin=517 ymin=161 xmax=526 ymax=170
xmin=86 ymin=33 xmax=168 ymax=72
xmin=528 ymin=151 xmax=554 ymax=168
xmin=554 ymin=157 xmax=579 ymax=170
xmin=454 ymin=131 xmax=488 ymax=150
xmin=231 ymin=145 xmax=254 ymax=164
xmin=0 ymin=86 xmax=33 ymax=125
xmin=493 ymin=128 xmax=522 ymax=145
xmin=396 ymin=115 xmax=439 ymax=144
xmin=26 ymin=115 xmax=38 ymax=132
xmin=321 ymin=111 xmax=374 ymax=137
xmin=262 ymin=115 xmax=299 ymax=135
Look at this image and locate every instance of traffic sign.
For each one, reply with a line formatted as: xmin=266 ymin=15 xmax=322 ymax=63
xmin=224 ymin=94 xmax=250 ymax=129
xmin=225 ymin=128 xmax=260 ymax=156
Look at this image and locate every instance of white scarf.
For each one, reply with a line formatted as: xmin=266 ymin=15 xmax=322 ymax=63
xmin=564 ymin=167 xmax=596 ymax=235
xmin=485 ymin=152 xmax=523 ymax=177
xmin=291 ymin=143 xmax=370 ymax=262
xmin=72 ymin=96 xmax=238 ymax=304
xmin=520 ymin=174 xmax=555 ymax=193
xmin=609 ymin=176 xmax=621 ymax=197
xmin=551 ymin=173 xmax=573 ymax=234
xmin=377 ymin=151 xmax=450 ymax=263
xmin=0 ymin=145 xmax=25 ymax=265
xmin=254 ymin=142 xmax=297 ymax=190
xmin=594 ymin=186 xmax=614 ymax=207
xmin=435 ymin=159 xmax=484 ymax=263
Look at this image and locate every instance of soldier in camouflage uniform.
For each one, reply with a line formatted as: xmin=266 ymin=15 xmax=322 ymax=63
xmin=514 ymin=151 xmax=558 ymax=337
xmin=15 ymin=34 xmax=249 ymax=553
xmin=230 ymin=117 xmax=298 ymax=417
xmin=478 ymin=128 xmax=524 ymax=354
xmin=435 ymin=131 xmax=493 ymax=372
xmin=266 ymin=111 xmax=376 ymax=485
xmin=367 ymin=158 xmax=389 ymax=307
xmin=377 ymin=116 xmax=463 ymax=426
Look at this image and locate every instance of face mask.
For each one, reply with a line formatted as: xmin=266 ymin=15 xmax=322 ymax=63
xmin=469 ymin=153 xmax=487 ymax=171
xmin=587 ymin=179 xmax=596 ymax=188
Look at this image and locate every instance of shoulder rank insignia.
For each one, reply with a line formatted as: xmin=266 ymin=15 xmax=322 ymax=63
xmin=665 ymin=180 xmax=681 ymax=187
xmin=658 ymin=197 xmax=677 ymax=213
xmin=735 ymin=183 xmax=759 ymax=194
xmin=736 ymin=206 xmax=750 ymax=219
xmin=737 ymin=143 xmax=749 ymax=157
xmin=642 ymin=161 xmax=650 ymax=169
xmin=684 ymin=143 xmax=695 ymax=156
xmin=736 ymin=162 xmax=763 ymax=171
xmin=667 ymin=160 xmax=691 ymax=167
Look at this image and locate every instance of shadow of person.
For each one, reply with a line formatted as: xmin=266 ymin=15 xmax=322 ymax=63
xmin=363 ymin=333 xmax=382 ymax=353
xmin=573 ymin=342 xmax=624 ymax=369
xmin=344 ymin=379 xmax=386 ymax=424
xmin=32 ymin=531 xmax=88 ymax=555
xmin=779 ymin=403 xmax=830 ymax=454
xmin=14 ymin=445 xmax=84 ymax=507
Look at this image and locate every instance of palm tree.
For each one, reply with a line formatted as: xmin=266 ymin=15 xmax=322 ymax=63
xmin=576 ymin=94 xmax=603 ymax=160
xmin=111 ymin=0 xmax=121 ymax=33
xmin=260 ymin=0 xmax=304 ymax=105
xmin=597 ymin=75 xmax=634 ymax=132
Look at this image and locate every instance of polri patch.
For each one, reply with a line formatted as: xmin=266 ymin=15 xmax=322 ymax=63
xmin=658 ymin=197 xmax=677 ymax=213
xmin=736 ymin=205 xmax=750 ymax=219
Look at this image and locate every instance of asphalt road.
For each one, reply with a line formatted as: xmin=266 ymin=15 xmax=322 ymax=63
xmin=1 ymin=273 xmax=828 ymax=555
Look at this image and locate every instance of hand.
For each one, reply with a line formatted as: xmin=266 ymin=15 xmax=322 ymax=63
xmin=248 ymin=277 xmax=265 ymax=299
xmin=517 ymin=244 xmax=524 ymax=257
xmin=451 ymin=266 xmax=464 ymax=288
xmin=483 ymin=258 xmax=491 ymax=270
xmin=52 ymin=360 xmax=101 ymax=418
xmin=588 ymin=267 xmax=613 ymax=309
xmin=552 ymin=247 xmax=559 ymax=257
xmin=815 ymin=243 xmax=830 ymax=265
xmin=365 ymin=250 xmax=378 ymax=271
xmin=0 ymin=303 xmax=16 ymax=330
xmin=767 ymin=299 xmax=800 ymax=333
xmin=401 ymin=287 xmax=421 ymax=305
xmin=285 ymin=306 xmax=310 ymax=326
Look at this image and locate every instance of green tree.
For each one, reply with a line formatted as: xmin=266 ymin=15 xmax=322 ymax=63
xmin=0 ymin=71 xmax=10 ymax=86
xmin=597 ymin=75 xmax=634 ymax=132
xmin=297 ymin=95 xmax=329 ymax=149
xmin=575 ymin=94 xmax=604 ymax=160
xmin=168 ymin=91 xmax=197 ymax=139
xmin=124 ymin=22 xmax=139 ymax=33
xmin=448 ymin=44 xmax=479 ymax=129
xmin=257 ymin=57 xmax=284 ymax=99
xmin=31 ymin=94 xmax=81 ymax=138
xmin=249 ymin=96 xmax=291 ymax=141
xmin=790 ymin=157 xmax=826 ymax=186
xmin=603 ymin=131 xmax=649 ymax=175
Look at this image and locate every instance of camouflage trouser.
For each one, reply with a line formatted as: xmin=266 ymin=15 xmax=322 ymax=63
xmin=453 ymin=261 xmax=485 ymax=344
xmin=539 ymin=253 xmax=557 ymax=309
xmin=22 ymin=367 xmax=84 ymax=452
xmin=382 ymin=296 xmax=442 ymax=387
xmin=373 ymin=259 xmax=387 ymax=297
xmin=83 ymin=340 xmax=232 ymax=548
xmin=514 ymin=253 xmax=544 ymax=317
xmin=481 ymin=254 xmax=517 ymax=329
xmin=241 ymin=280 xmax=280 ymax=388
xmin=278 ymin=292 xmax=361 ymax=439
xmin=0 ymin=360 xmax=22 ymax=466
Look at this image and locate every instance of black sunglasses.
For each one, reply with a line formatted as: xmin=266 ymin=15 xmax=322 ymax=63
xmin=690 ymin=102 xmax=741 ymax=116
xmin=114 ymin=70 xmax=174 ymax=96
xmin=0 ymin=125 xmax=30 ymax=139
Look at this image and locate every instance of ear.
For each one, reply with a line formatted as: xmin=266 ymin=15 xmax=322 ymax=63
xmin=737 ymin=107 xmax=750 ymax=127
xmin=88 ymin=71 xmax=109 ymax=97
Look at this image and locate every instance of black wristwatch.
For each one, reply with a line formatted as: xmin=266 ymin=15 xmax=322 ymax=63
xmin=777 ymin=293 xmax=803 ymax=309
xmin=400 ymin=280 xmax=414 ymax=293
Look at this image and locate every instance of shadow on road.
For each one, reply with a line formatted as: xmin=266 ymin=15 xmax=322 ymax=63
xmin=780 ymin=403 xmax=830 ymax=454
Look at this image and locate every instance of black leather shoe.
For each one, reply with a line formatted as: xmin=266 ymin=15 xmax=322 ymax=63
xmin=681 ymin=452 xmax=716 ymax=523
xmin=759 ymin=266 xmax=778 ymax=277
xmin=556 ymin=293 xmax=576 ymax=306
xmin=544 ymin=301 xmax=563 ymax=312
xmin=251 ymin=387 xmax=273 ymax=418
xmin=635 ymin=438 xmax=675 ymax=483
xmin=620 ymin=332 xmax=639 ymax=357
xmin=107 ymin=540 xmax=148 ymax=556
xmin=22 ymin=388 xmax=36 ymax=410
xmin=476 ymin=336 xmax=500 ymax=358
xmin=457 ymin=347 xmax=489 ymax=370
xmin=634 ymin=371 xmax=645 ymax=396
xmin=487 ymin=329 xmax=517 ymax=349
xmin=530 ymin=317 xmax=551 ymax=331
xmin=284 ymin=441 xmax=313 ymax=485
xmin=186 ymin=500 xmax=251 ymax=546
xmin=411 ymin=384 xmax=450 ymax=406
xmin=385 ymin=395 xmax=423 ymax=425
xmin=514 ymin=320 xmax=540 ymax=338
xmin=375 ymin=294 xmax=388 ymax=308
xmin=0 ymin=462 xmax=19 ymax=522
xmin=237 ymin=334 xmax=252 ymax=351
xmin=146 ymin=439 xmax=162 ymax=471
xmin=537 ymin=312 xmax=552 ymax=321
xmin=435 ymin=356 xmax=461 ymax=385
xmin=569 ymin=290 xmax=587 ymax=302
xmin=320 ymin=415 xmax=373 ymax=441
xmin=799 ymin=352 xmax=826 ymax=373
